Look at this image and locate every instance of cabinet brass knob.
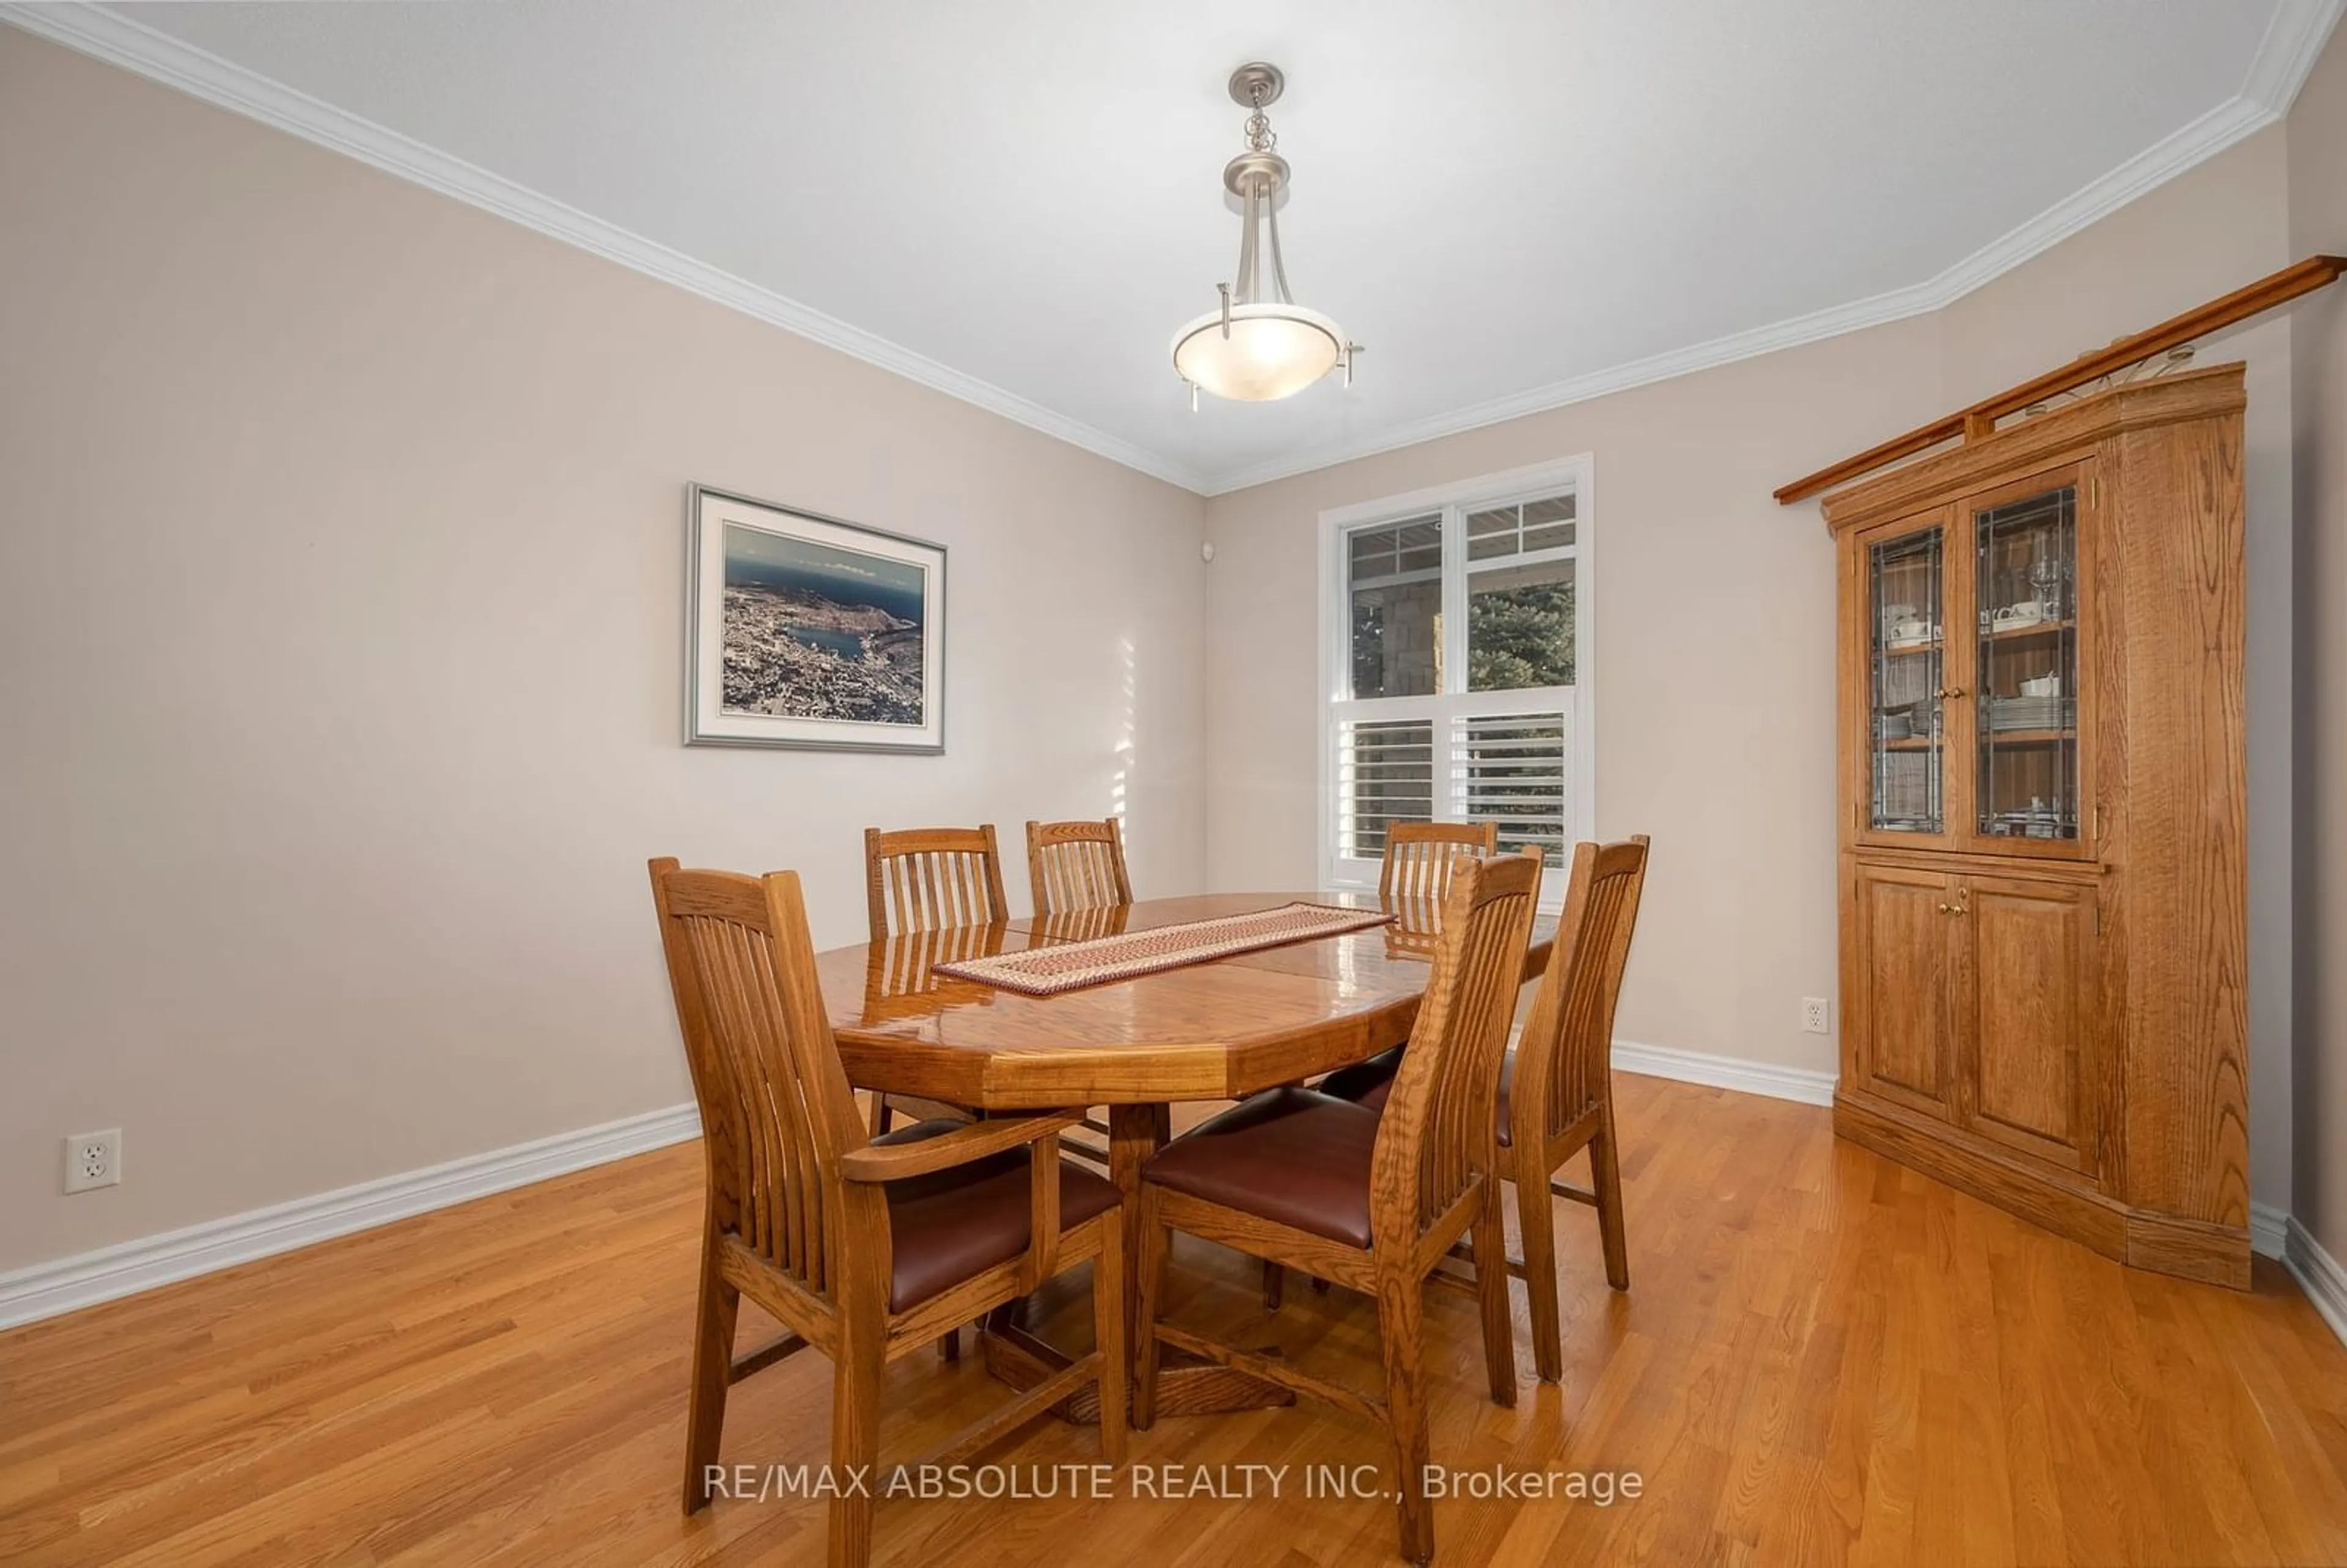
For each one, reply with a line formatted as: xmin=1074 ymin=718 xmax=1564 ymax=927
xmin=1935 ymin=686 xmax=1967 ymax=700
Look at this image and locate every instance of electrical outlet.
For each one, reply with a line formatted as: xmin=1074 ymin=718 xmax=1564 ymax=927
xmin=1800 ymin=997 xmax=1831 ymax=1035
xmin=64 ymin=1129 xmax=120 ymax=1194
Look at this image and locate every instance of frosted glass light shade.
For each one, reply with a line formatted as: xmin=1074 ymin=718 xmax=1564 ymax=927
xmin=1172 ymin=302 xmax=1344 ymax=401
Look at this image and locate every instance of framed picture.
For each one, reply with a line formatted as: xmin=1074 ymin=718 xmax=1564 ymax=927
xmin=685 ymin=485 xmax=946 ymax=752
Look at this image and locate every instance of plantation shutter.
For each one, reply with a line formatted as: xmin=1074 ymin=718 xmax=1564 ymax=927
xmin=1328 ymin=483 xmax=1585 ymax=891
xmin=1332 ymin=698 xmax=1574 ymax=867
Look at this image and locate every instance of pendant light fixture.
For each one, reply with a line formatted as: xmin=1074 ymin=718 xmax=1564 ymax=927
xmin=1172 ymin=62 xmax=1359 ymax=406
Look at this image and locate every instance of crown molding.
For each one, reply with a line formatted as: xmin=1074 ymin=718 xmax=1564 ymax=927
xmin=0 ymin=1 xmax=1208 ymax=494
xmin=1915 ymin=93 xmax=2276 ymax=310
xmin=2245 ymin=0 xmax=2347 ymax=109
xmin=1201 ymin=277 xmax=1952 ymax=494
xmin=1202 ymin=0 xmax=2343 ymax=496
xmin=6 ymin=0 xmax=2337 ymax=499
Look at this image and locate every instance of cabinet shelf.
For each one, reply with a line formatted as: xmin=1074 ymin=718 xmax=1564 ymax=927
xmin=1884 ymin=622 xmax=2075 ymax=661
xmin=1878 ymin=738 xmax=1940 ymax=752
xmin=1981 ymin=618 xmax=2076 ymax=645
xmin=1981 ymin=729 xmax=2075 ymax=746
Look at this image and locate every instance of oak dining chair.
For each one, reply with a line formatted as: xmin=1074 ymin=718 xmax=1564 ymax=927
xmin=1378 ymin=821 xmax=1500 ymax=907
xmin=1253 ymin=819 xmax=1502 ymax=1313
xmin=650 ymin=859 xmax=1126 ymax=1568
xmin=1026 ymin=818 xmax=1133 ymax=916
xmin=863 ymin=825 xmax=1009 ymax=1135
xmin=1327 ymin=836 xmax=1651 ymax=1383
xmin=864 ymin=824 xmax=1010 ymax=942
xmin=1024 ymin=818 xmax=1134 ymax=1170
xmin=1132 ymin=851 xmax=1540 ymax=1566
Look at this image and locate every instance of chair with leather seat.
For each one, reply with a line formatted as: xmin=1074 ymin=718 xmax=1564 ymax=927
xmin=1026 ymin=817 xmax=1133 ymax=915
xmin=862 ymin=824 xmax=1008 ymax=1136
xmin=1256 ymin=817 xmax=1501 ymax=1316
xmin=1132 ymin=851 xmax=1539 ymax=1566
xmin=1324 ymin=835 xmax=1651 ymax=1383
xmin=1378 ymin=820 xmax=1500 ymax=911
xmin=650 ymin=858 xmax=1126 ymax=1568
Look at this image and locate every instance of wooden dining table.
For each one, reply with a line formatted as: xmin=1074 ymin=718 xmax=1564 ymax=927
xmin=815 ymin=890 xmax=1557 ymax=1418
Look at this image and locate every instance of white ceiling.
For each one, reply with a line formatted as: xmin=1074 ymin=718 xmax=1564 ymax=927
xmin=21 ymin=1 xmax=2342 ymax=492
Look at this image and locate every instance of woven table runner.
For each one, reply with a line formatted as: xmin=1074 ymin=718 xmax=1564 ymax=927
xmin=933 ymin=901 xmax=1395 ymax=997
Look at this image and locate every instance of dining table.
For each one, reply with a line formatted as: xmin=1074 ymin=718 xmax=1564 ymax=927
xmin=815 ymin=890 xmax=1558 ymax=1420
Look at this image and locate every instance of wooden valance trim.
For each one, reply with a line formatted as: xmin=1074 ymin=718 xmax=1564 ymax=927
xmin=1816 ymin=364 xmax=2242 ymax=536
xmin=1774 ymin=254 xmax=2346 ymax=505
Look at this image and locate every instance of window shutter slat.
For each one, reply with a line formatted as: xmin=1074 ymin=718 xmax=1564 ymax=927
xmin=1337 ymin=716 xmax=1436 ymax=860
xmin=1457 ymin=708 xmax=1571 ymax=866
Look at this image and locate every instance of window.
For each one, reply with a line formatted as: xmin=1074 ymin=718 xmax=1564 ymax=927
xmin=1321 ymin=458 xmax=1593 ymax=895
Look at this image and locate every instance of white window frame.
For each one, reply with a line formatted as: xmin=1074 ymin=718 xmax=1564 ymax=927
xmin=1315 ymin=454 xmax=1597 ymax=904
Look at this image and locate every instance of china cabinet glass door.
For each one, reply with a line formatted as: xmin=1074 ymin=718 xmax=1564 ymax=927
xmin=1864 ymin=519 xmax=1955 ymax=838
xmin=1969 ymin=474 xmax=2084 ymax=851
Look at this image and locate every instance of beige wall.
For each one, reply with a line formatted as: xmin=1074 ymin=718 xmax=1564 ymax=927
xmin=1203 ymin=129 xmax=2301 ymax=1211
xmin=0 ymin=32 xmax=1208 ymax=1273
xmin=2290 ymin=24 xmax=2347 ymax=1259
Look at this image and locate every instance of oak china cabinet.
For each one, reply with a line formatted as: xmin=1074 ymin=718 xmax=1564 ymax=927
xmin=1824 ymin=364 xmax=2248 ymax=1288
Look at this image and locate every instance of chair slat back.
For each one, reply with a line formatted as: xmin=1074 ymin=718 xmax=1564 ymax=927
xmin=650 ymin=859 xmax=870 ymax=1297
xmin=1027 ymin=818 xmax=1133 ymax=917
xmin=864 ymin=825 xmax=1009 ymax=942
xmin=1379 ymin=821 xmax=1501 ymax=914
xmin=1515 ymin=837 xmax=1651 ymax=1147
xmin=1370 ymin=850 xmax=1541 ymax=1242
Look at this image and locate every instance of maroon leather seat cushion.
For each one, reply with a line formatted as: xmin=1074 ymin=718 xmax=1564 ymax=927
xmin=1141 ymin=1087 xmax=1381 ymax=1248
xmin=1317 ymin=1046 xmax=1405 ymax=1110
xmin=879 ymin=1120 xmax=1120 ymax=1311
xmin=1320 ymin=1049 xmax=1520 ymax=1146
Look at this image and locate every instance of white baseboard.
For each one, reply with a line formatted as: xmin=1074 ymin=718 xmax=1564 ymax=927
xmin=2283 ymin=1215 xmax=2347 ymax=1351
xmin=2250 ymin=1200 xmax=2291 ymax=1260
xmin=7 ymin=1060 xmax=2324 ymax=1345
xmin=0 ymin=1038 xmax=1829 ymax=1331
xmin=0 ymin=1102 xmax=700 ymax=1331
xmin=0 ymin=1039 xmax=1835 ymax=1332
xmin=1611 ymin=1039 xmax=1839 ymax=1107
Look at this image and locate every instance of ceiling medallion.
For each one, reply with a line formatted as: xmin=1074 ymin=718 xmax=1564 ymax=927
xmin=1172 ymin=62 xmax=1361 ymax=407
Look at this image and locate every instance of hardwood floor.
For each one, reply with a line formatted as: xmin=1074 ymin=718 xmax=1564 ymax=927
xmin=4 ymin=1076 xmax=2345 ymax=1566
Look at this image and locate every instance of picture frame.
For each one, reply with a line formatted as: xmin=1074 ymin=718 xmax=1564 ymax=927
xmin=685 ymin=485 xmax=947 ymax=753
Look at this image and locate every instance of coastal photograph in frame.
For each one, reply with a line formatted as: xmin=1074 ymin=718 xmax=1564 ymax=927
xmin=685 ymin=486 xmax=946 ymax=752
